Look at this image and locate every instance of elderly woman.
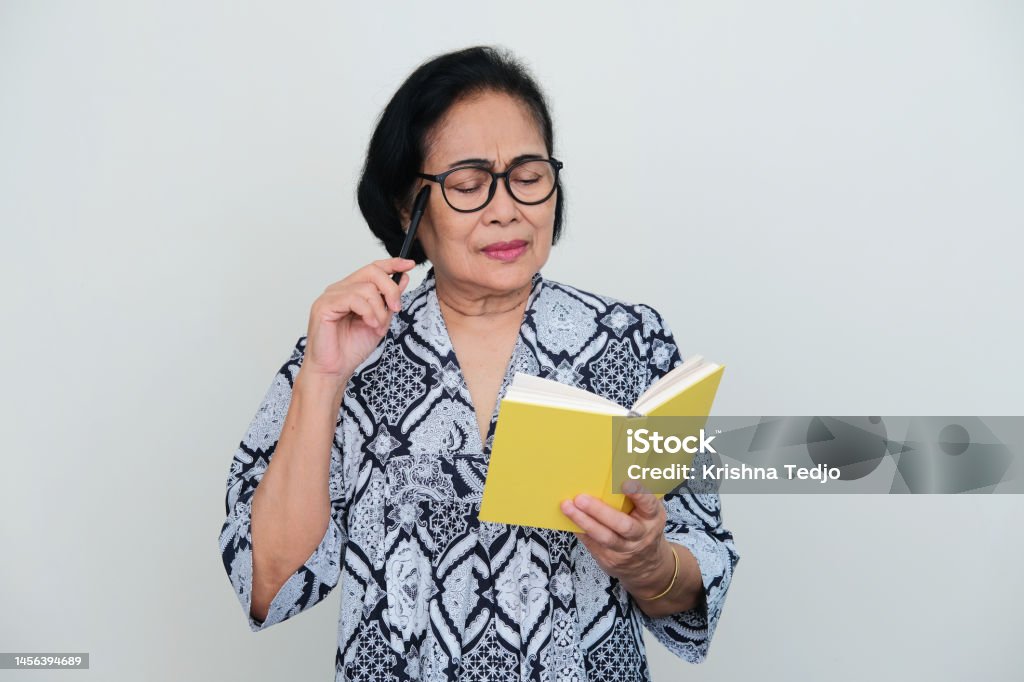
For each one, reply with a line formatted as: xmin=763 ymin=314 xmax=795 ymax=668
xmin=219 ymin=46 xmax=739 ymax=682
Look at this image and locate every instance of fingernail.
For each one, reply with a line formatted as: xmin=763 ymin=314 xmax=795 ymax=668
xmin=623 ymin=481 xmax=641 ymax=494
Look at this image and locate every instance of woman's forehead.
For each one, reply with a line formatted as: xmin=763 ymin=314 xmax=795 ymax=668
xmin=425 ymin=92 xmax=545 ymax=166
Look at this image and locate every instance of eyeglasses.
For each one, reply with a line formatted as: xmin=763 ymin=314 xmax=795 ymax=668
xmin=417 ymin=157 xmax=563 ymax=213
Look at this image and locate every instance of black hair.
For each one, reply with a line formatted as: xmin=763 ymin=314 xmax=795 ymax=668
xmin=356 ymin=45 xmax=565 ymax=264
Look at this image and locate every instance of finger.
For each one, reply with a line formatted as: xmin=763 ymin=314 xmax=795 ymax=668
xmin=574 ymin=530 xmax=600 ymax=555
xmin=359 ymin=264 xmax=405 ymax=312
xmin=353 ymin=281 xmax=388 ymax=315
xmin=371 ymin=256 xmax=416 ymax=275
xmin=395 ymin=271 xmax=410 ymax=293
xmin=316 ymin=288 xmax=370 ymax=324
xmin=560 ymin=498 xmax=624 ymax=547
xmin=572 ymin=494 xmax=644 ymax=540
xmin=356 ymin=288 xmax=390 ymax=330
xmin=325 ymin=258 xmax=415 ymax=296
xmin=344 ymin=294 xmax=381 ymax=330
xmin=624 ymin=490 xmax=663 ymax=521
xmin=621 ymin=479 xmax=663 ymax=520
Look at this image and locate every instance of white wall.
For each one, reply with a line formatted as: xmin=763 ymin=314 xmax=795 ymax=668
xmin=1 ymin=1 xmax=1022 ymax=680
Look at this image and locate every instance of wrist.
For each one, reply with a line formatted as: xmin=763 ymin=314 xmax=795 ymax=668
xmin=295 ymin=366 xmax=348 ymax=403
xmin=628 ymin=540 xmax=677 ymax=600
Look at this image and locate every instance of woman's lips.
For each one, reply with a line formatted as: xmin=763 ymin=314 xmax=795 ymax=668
xmin=482 ymin=240 xmax=528 ymax=262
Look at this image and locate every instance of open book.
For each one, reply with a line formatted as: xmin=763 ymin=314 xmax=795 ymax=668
xmin=478 ymin=356 xmax=725 ymax=532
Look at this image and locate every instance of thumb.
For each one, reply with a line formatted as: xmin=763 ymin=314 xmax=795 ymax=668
xmin=622 ymin=481 xmax=661 ymax=519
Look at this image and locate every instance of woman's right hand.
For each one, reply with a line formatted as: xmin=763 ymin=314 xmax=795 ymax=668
xmin=300 ymin=257 xmax=416 ymax=386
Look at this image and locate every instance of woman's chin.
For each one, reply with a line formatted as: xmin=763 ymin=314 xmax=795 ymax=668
xmin=432 ymin=250 xmax=547 ymax=294
xmin=474 ymin=254 xmax=543 ymax=289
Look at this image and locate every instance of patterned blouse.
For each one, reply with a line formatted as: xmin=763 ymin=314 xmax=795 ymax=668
xmin=218 ymin=267 xmax=739 ymax=682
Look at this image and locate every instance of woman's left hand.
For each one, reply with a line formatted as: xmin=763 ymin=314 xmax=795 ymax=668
xmin=560 ymin=480 xmax=670 ymax=589
xmin=560 ymin=481 xmax=702 ymax=616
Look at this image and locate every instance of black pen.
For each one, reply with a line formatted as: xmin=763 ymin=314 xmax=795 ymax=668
xmin=379 ymin=186 xmax=430 ymax=318
xmin=392 ymin=186 xmax=431 ymax=284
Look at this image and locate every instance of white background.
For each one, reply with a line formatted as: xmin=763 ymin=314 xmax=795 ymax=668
xmin=1 ymin=1 xmax=1022 ymax=680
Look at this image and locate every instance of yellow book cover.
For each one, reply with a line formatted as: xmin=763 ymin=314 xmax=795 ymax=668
xmin=478 ymin=356 xmax=725 ymax=532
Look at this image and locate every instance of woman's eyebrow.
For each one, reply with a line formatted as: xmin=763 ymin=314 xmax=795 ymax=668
xmin=445 ymin=153 xmax=544 ymax=169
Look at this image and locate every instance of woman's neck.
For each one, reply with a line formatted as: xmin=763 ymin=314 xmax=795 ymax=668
xmin=434 ymin=274 xmax=531 ymax=328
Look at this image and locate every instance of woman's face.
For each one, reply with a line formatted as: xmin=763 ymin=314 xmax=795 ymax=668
xmin=407 ymin=90 xmax=555 ymax=300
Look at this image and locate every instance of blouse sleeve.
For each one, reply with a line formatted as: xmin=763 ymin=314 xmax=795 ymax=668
xmin=633 ymin=305 xmax=741 ymax=663
xmin=217 ymin=336 xmax=347 ymax=632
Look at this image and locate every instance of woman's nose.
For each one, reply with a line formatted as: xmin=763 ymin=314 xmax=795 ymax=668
xmin=483 ymin=178 xmax=519 ymax=224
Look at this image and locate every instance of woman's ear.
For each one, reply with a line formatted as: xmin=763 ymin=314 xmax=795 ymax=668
xmin=395 ymin=188 xmax=418 ymax=229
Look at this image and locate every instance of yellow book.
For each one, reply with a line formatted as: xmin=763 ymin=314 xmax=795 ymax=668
xmin=478 ymin=356 xmax=725 ymax=532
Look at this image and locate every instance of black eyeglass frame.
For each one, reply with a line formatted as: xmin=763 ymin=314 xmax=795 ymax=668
xmin=416 ymin=157 xmax=564 ymax=213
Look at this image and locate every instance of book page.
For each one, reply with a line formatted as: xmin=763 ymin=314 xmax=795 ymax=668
xmin=632 ymin=356 xmax=722 ymax=415
xmin=504 ymin=373 xmax=627 ymax=415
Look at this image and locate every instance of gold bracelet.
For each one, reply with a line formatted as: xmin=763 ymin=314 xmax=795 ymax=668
xmin=640 ymin=546 xmax=679 ymax=600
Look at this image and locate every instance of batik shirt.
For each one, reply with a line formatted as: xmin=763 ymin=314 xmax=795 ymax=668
xmin=219 ymin=267 xmax=739 ymax=682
